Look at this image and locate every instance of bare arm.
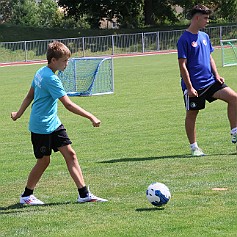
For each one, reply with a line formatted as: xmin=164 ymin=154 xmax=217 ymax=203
xmin=210 ymin=55 xmax=224 ymax=84
xmin=178 ymin=58 xmax=198 ymax=97
xmin=11 ymin=87 xmax=34 ymax=121
xmin=59 ymin=95 xmax=101 ymax=127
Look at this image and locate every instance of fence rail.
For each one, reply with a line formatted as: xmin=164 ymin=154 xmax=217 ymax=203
xmin=0 ymin=25 xmax=236 ymax=64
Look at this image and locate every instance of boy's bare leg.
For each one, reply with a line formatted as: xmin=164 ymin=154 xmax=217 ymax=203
xmin=59 ymin=144 xmax=108 ymax=202
xmin=213 ymin=87 xmax=237 ymax=129
xmin=26 ymin=156 xmax=50 ymax=190
xmin=58 ymin=145 xmax=85 ymax=189
xmin=185 ymin=110 xmax=199 ymax=144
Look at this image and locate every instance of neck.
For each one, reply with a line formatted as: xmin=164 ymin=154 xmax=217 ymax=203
xmin=187 ymin=24 xmax=199 ymax=34
xmin=47 ymin=64 xmax=56 ymax=73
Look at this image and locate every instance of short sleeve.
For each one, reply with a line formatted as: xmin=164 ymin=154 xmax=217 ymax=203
xmin=45 ymin=75 xmax=67 ymax=100
xmin=177 ymin=37 xmax=187 ymax=59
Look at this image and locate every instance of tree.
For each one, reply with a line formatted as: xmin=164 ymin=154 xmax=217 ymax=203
xmin=173 ymin=0 xmax=237 ymax=22
xmin=150 ymin=0 xmax=178 ymax=24
xmin=38 ymin=0 xmax=60 ymax=27
xmin=2 ymin=0 xmax=235 ymax=28
xmin=58 ymin=0 xmax=144 ymax=28
xmin=2 ymin=0 xmax=65 ymax=28
xmin=9 ymin=0 xmax=40 ymax=26
xmin=57 ymin=0 xmax=82 ymax=21
xmin=0 ymin=0 xmax=12 ymax=22
xmin=116 ymin=0 xmax=144 ymax=28
xmin=212 ymin=0 xmax=237 ymax=22
xmin=58 ymin=0 xmax=179 ymax=28
xmin=144 ymin=0 xmax=154 ymax=25
xmin=58 ymin=0 xmax=120 ymax=28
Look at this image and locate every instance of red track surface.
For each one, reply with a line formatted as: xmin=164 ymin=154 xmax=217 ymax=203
xmin=0 ymin=50 xmax=177 ymax=67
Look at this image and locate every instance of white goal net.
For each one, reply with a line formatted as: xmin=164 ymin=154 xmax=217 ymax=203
xmin=220 ymin=39 xmax=237 ymax=67
xmin=58 ymin=57 xmax=114 ymax=96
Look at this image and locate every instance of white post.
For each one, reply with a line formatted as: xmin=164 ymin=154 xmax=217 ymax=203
xmin=142 ymin=33 xmax=145 ymax=53
xmin=24 ymin=41 xmax=27 ymax=62
xmin=111 ymin=35 xmax=115 ymax=55
xmin=82 ymin=37 xmax=85 ymax=57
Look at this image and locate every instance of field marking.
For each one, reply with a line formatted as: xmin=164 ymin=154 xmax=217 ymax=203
xmin=211 ymin=188 xmax=228 ymax=191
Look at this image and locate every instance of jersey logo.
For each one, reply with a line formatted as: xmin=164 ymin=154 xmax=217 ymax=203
xmin=40 ymin=146 xmax=47 ymax=154
xmin=190 ymin=102 xmax=197 ymax=108
xmin=34 ymin=73 xmax=43 ymax=88
xmin=203 ymin=39 xmax=207 ymax=46
xmin=191 ymin=41 xmax=198 ymax=47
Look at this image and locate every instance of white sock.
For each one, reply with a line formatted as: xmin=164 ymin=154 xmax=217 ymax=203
xmin=231 ymin=127 xmax=237 ymax=135
xmin=190 ymin=142 xmax=198 ymax=150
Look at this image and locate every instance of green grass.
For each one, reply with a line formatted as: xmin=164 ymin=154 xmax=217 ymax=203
xmin=0 ymin=51 xmax=237 ymax=236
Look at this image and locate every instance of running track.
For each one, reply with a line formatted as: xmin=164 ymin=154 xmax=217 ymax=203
xmin=0 ymin=50 xmax=177 ymax=67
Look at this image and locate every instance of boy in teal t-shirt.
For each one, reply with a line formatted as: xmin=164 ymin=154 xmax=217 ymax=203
xmin=30 ymin=66 xmax=66 ymax=134
xmin=11 ymin=41 xmax=108 ymax=205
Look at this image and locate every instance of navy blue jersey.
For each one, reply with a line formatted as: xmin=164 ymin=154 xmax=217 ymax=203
xmin=177 ymin=30 xmax=215 ymax=91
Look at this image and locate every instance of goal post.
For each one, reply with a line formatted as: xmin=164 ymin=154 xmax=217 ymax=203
xmin=58 ymin=57 xmax=114 ymax=96
xmin=220 ymin=39 xmax=237 ymax=67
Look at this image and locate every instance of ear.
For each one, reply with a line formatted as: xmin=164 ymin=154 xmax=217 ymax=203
xmin=51 ymin=57 xmax=57 ymax=63
xmin=194 ymin=14 xmax=200 ymax=21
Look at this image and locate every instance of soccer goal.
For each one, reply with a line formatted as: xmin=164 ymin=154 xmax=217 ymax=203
xmin=220 ymin=39 xmax=237 ymax=67
xmin=58 ymin=57 xmax=114 ymax=96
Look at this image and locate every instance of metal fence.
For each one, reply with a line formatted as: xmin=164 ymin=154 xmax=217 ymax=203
xmin=0 ymin=24 xmax=236 ymax=64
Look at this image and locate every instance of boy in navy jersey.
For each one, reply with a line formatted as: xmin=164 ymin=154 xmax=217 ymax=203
xmin=11 ymin=41 xmax=108 ymax=204
xmin=177 ymin=5 xmax=237 ymax=156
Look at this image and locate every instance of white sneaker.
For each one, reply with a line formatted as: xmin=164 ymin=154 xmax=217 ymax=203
xmin=191 ymin=147 xmax=205 ymax=157
xmin=231 ymin=133 xmax=237 ymax=143
xmin=78 ymin=192 xmax=108 ymax=203
xmin=20 ymin=195 xmax=44 ymax=205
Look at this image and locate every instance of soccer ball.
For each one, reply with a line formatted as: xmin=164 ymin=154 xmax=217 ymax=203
xmin=146 ymin=182 xmax=171 ymax=207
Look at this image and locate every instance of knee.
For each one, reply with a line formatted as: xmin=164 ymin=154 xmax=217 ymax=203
xmin=37 ymin=156 xmax=50 ymax=168
xmin=67 ymin=149 xmax=78 ymax=161
xmin=228 ymin=93 xmax=237 ymax=105
xmin=226 ymin=89 xmax=237 ymax=104
xmin=68 ymin=147 xmax=76 ymax=156
xmin=233 ymin=93 xmax=237 ymax=102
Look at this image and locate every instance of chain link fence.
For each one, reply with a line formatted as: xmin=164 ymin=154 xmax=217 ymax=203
xmin=0 ymin=25 xmax=236 ymax=63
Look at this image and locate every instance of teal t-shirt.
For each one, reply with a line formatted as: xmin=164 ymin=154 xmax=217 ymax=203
xmin=29 ymin=66 xmax=66 ymax=134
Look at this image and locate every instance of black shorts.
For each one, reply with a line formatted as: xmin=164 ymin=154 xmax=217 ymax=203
xmin=31 ymin=124 xmax=72 ymax=159
xmin=183 ymin=81 xmax=227 ymax=110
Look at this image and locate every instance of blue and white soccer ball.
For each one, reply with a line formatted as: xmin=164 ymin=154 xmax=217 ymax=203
xmin=146 ymin=182 xmax=171 ymax=207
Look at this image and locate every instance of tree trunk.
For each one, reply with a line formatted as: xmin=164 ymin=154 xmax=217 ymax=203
xmin=144 ymin=0 xmax=154 ymax=25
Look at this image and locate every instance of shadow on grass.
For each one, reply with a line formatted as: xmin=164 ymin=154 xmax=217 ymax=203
xmin=98 ymin=152 xmax=236 ymax=164
xmin=136 ymin=207 xmax=165 ymax=212
xmin=0 ymin=202 xmax=72 ymax=215
xmin=99 ymin=154 xmax=190 ymax=163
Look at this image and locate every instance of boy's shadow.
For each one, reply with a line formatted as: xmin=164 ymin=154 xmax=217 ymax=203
xmin=99 ymin=152 xmax=236 ymax=164
xmin=0 ymin=202 xmax=71 ymax=215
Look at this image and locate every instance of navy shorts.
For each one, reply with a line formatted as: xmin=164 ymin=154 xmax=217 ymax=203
xmin=183 ymin=81 xmax=227 ymax=110
xmin=31 ymin=124 xmax=72 ymax=159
